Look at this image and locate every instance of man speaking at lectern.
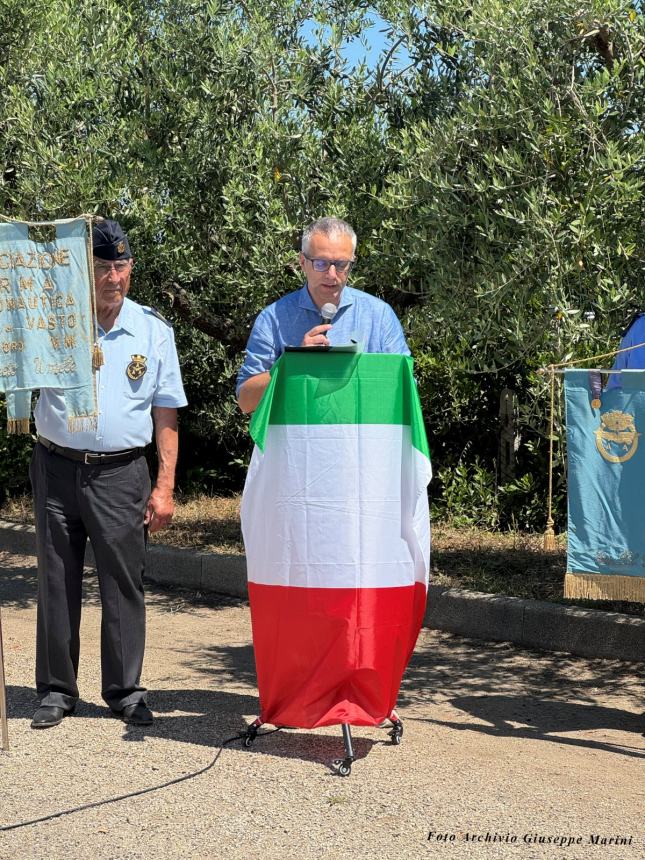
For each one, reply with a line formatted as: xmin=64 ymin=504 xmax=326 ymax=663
xmin=236 ymin=217 xmax=410 ymax=413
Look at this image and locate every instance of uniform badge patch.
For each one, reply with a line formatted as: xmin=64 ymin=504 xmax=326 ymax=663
xmin=126 ymin=354 xmax=147 ymax=381
xmin=117 ymin=240 xmax=126 ymax=254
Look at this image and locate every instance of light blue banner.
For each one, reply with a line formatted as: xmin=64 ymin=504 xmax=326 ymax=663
xmin=566 ymin=368 xmax=645 ymax=578
xmin=0 ymin=217 xmax=96 ymax=431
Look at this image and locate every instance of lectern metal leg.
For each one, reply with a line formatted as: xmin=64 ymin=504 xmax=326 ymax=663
xmin=332 ymin=723 xmax=354 ymax=776
xmin=341 ymin=723 xmax=354 ymax=760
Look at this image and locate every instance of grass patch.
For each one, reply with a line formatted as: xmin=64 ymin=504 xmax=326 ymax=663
xmin=0 ymin=493 xmax=244 ymax=554
xmin=430 ymin=524 xmax=567 ymax=601
xmin=1 ymin=494 xmax=33 ymax=523
xmin=2 ymin=493 xmax=642 ymax=616
xmin=152 ymin=494 xmax=244 ymax=554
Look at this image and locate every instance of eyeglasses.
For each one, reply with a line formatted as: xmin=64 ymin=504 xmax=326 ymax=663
xmin=303 ymin=255 xmax=354 ymax=273
xmin=94 ymin=260 xmax=131 ymax=274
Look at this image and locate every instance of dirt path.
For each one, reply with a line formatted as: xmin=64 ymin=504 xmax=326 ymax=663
xmin=0 ymin=550 xmax=643 ymax=860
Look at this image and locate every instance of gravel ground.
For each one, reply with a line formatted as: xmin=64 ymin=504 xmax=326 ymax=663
xmin=0 ymin=549 xmax=643 ymax=860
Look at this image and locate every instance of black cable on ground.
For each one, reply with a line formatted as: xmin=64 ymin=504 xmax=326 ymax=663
xmin=0 ymin=727 xmax=282 ymax=833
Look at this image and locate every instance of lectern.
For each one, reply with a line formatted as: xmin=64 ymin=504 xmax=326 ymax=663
xmin=240 ymin=351 xmax=431 ymax=774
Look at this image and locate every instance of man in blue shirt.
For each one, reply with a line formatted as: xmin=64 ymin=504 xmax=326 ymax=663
xmin=608 ymin=313 xmax=645 ymax=386
xmin=30 ymin=220 xmax=187 ymax=729
xmin=603 ymin=312 xmax=645 ymax=391
xmin=236 ymin=217 xmax=410 ymax=413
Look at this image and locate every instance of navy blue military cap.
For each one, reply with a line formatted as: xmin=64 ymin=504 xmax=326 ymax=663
xmin=92 ymin=219 xmax=132 ymax=260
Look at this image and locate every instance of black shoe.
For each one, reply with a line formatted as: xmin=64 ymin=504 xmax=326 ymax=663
xmin=31 ymin=705 xmax=72 ymax=729
xmin=113 ymin=702 xmax=153 ymax=726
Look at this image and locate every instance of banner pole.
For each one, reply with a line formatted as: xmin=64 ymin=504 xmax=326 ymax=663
xmin=0 ymin=606 xmax=9 ymax=750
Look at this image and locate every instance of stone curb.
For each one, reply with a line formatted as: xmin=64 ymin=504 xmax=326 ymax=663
xmin=1 ymin=519 xmax=643 ymax=662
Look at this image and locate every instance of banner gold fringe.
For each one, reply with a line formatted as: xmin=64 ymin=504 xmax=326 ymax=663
xmin=7 ymin=418 xmax=30 ymax=434
xmin=564 ymin=572 xmax=645 ymax=603
xmin=67 ymin=415 xmax=98 ymax=434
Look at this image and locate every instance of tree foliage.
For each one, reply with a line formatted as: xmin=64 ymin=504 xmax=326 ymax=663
xmin=0 ymin=0 xmax=643 ymax=523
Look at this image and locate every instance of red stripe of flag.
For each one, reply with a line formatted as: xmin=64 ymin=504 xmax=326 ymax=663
xmin=248 ymin=582 xmax=427 ymax=728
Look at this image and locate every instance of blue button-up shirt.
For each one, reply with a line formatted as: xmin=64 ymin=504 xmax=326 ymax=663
xmin=607 ymin=315 xmax=645 ymax=389
xmin=35 ymin=297 xmax=187 ymax=451
xmin=236 ymin=284 xmax=410 ymax=396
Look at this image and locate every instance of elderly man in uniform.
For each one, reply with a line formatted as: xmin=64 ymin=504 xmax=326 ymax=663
xmin=237 ymin=216 xmax=409 ymax=413
xmin=30 ymin=219 xmax=187 ymax=729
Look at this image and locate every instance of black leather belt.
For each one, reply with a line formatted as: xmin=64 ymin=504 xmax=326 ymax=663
xmin=38 ymin=436 xmax=144 ymax=466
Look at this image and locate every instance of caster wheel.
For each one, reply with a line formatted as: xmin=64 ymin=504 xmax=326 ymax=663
xmin=388 ymin=721 xmax=403 ymax=745
xmin=332 ymin=758 xmax=352 ymax=776
xmin=243 ymin=725 xmax=258 ymax=748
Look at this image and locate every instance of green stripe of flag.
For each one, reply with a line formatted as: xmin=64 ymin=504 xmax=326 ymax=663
xmin=249 ymin=352 xmax=429 ymax=457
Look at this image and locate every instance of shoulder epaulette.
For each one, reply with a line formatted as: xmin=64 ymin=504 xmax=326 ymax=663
xmin=622 ymin=311 xmax=645 ymax=337
xmin=143 ymin=305 xmax=171 ymax=326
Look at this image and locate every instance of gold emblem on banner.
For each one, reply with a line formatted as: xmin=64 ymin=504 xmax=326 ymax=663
xmin=126 ymin=354 xmax=147 ymax=381
xmin=595 ymin=410 xmax=640 ymax=463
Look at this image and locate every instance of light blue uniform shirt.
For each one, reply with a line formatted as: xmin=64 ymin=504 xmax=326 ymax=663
xmin=236 ymin=284 xmax=410 ymax=396
xmin=607 ymin=315 xmax=645 ymax=390
xmin=35 ymin=297 xmax=187 ymax=451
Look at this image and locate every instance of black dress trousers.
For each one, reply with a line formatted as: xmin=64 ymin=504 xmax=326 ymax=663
xmin=30 ymin=442 xmax=151 ymax=712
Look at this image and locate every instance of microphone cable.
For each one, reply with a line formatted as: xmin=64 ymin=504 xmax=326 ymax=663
xmin=0 ymin=727 xmax=282 ymax=832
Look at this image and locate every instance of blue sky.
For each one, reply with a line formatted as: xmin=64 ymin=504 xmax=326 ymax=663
xmin=301 ymin=14 xmax=411 ymax=71
xmin=342 ymin=18 xmax=389 ymax=68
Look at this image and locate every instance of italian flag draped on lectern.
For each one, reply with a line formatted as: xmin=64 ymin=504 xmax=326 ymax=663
xmin=241 ymin=351 xmax=431 ymax=729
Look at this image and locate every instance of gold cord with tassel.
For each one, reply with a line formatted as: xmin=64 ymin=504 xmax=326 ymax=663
xmin=543 ymin=365 xmax=557 ymax=550
xmin=92 ymin=342 xmax=104 ymax=370
xmin=85 ymin=214 xmax=104 ymax=370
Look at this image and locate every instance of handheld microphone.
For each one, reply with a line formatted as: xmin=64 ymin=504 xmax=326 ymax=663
xmin=320 ymin=303 xmax=337 ymax=326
